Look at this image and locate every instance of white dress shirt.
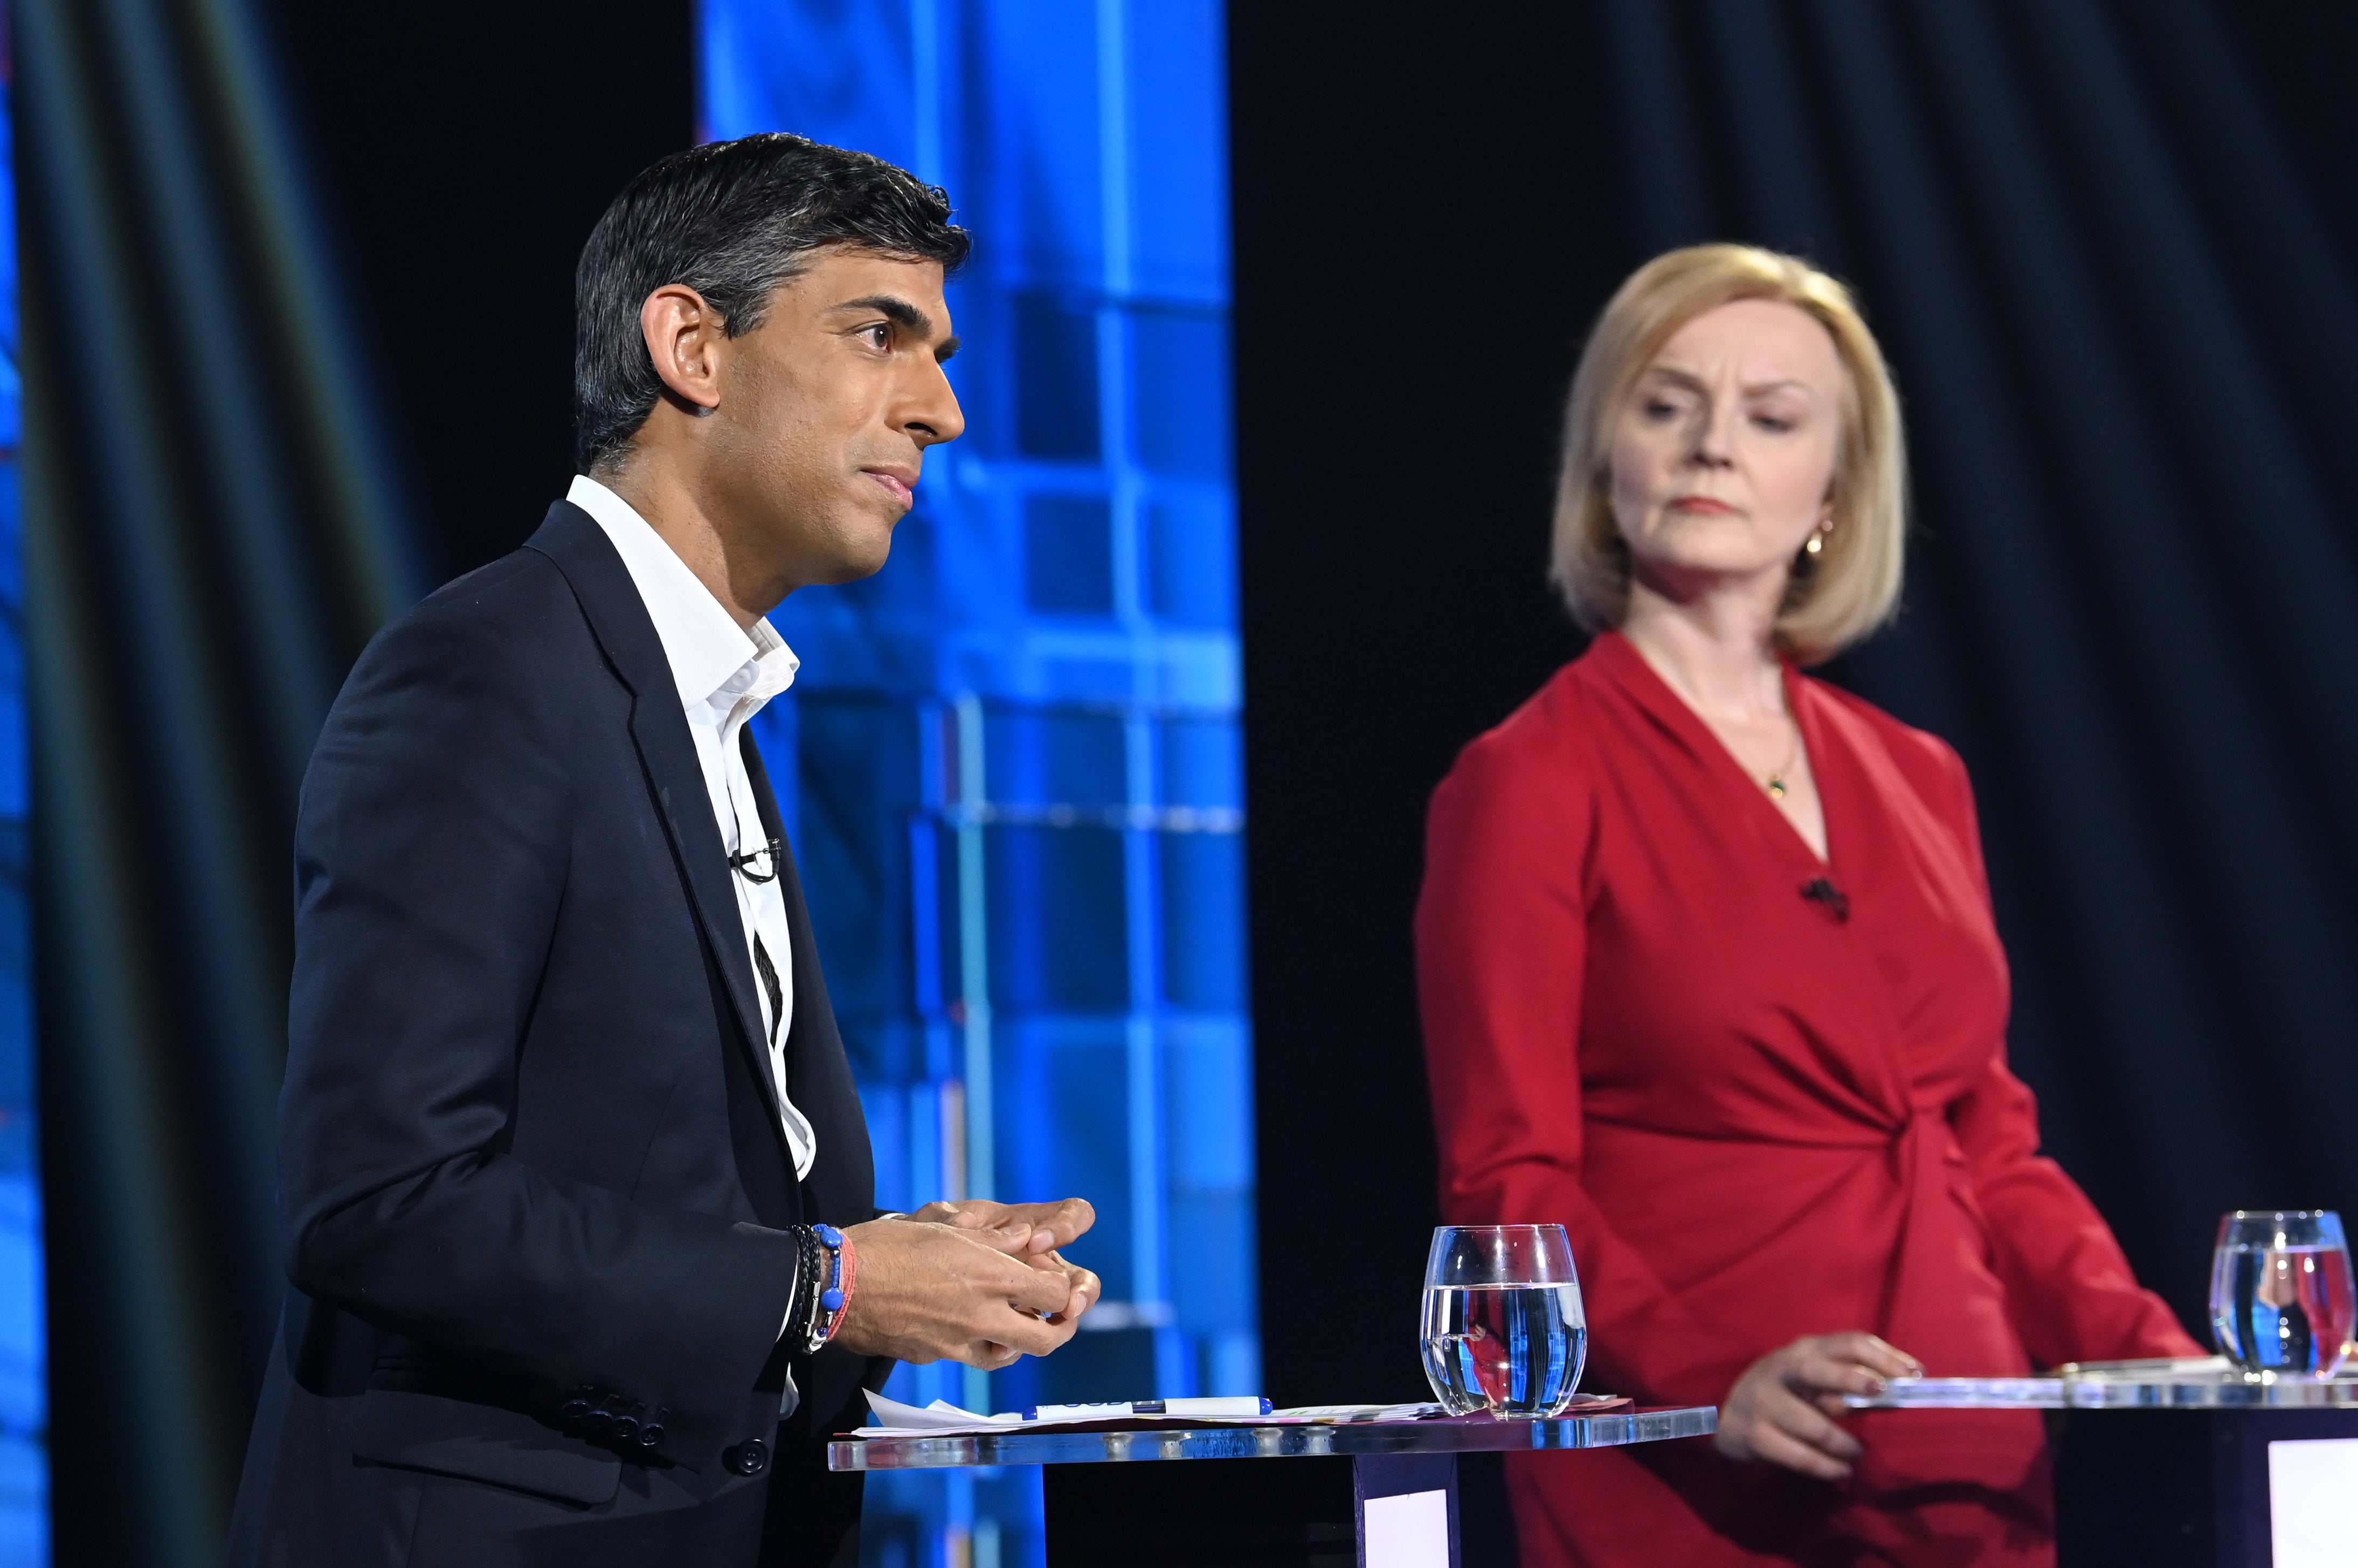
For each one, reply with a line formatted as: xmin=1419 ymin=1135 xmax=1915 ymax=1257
xmin=568 ymin=474 xmax=818 ymax=1181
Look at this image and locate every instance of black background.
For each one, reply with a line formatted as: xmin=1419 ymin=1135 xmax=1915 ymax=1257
xmin=262 ymin=0 xmax=696 ymax=581
xmin=1232 ymin=3 xmax=1626 ymax=1409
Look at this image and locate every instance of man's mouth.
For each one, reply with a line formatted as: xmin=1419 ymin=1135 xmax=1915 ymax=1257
xmin=862 ymin=468 xmax=917 ymax=507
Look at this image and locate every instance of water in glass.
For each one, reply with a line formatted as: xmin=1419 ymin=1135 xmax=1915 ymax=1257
xmin=1421 ymin=1224 xmax=1587 ymax=1418
xmin=2210 ymin=1210 xmax=2356 ymax=1377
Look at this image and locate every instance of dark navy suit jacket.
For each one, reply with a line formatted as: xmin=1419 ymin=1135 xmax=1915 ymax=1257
xmin=226 ymin=502 xmax=882 ymax=1567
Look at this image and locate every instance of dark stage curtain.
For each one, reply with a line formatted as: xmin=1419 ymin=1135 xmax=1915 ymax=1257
xmin=1236 ymin=0 xmax=2358 ymax=1421
xmin=19 ymin=0 xmax=424 ymax=1559
xmin=1591 ymin=0 xmax=2358 ymax=1323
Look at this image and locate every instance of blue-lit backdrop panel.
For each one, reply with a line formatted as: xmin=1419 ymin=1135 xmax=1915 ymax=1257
xmin=700 ymin=4 xmax=1248 ymax=1564
xmin=0 ymin=58 xmax=46 ymax=1568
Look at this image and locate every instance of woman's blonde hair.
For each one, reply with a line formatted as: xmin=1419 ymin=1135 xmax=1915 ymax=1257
xmin=1550 ymin=244 xmax=1906 ymax=664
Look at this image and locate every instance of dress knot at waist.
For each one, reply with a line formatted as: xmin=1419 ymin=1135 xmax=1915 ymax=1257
xmin=1877 ymin=1105 xmax=1979 ymax=1340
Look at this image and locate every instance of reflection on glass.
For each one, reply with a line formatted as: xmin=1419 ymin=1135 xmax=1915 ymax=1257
xmin=2211 ymin=1210 xmax=2356 ymax=1376
xmin=1421 ymin=1224 xmax=1587 ymax=1418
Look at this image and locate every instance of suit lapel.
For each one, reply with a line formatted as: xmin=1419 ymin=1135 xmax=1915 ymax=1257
xmin=524 ymin=502 xmax=785 ymax=1135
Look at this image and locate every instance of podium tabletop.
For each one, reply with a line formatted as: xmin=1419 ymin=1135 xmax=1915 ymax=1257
xmin=1844 ymin=1361 xmax=2358 ymax=1411
xmin=828 ymin=1404 xmax=1717 ymax=1472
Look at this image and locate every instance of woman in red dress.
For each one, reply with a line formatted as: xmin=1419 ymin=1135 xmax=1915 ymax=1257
xmin=1416 ymin=245 xmax=2197 ymax=1567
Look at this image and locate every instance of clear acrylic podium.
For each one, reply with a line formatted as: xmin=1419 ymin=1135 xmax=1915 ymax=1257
xmin=1845 ymin=1361 xmax=2358 ymax=1566
xmin=830 ymin=1405 xmax=1719 ymax=1567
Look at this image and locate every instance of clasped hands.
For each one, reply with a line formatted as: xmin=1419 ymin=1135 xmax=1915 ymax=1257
xmin=829 ymin=1198 xmax=1102 ymax=1371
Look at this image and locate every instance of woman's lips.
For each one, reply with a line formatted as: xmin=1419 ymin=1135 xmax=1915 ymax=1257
xmin=1668 ymin=496 xmax=1736 ymax=515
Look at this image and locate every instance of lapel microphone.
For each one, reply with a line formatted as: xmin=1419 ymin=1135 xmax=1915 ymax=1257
xmin=1801 ymin=877 xmax=1851 ymax=922
xmin=730 ymin=836 xmax=783 ymax=884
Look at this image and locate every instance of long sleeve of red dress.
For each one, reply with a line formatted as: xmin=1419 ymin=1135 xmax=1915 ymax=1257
xmin=1416 ymin=633 xmax=2195 ymax=1568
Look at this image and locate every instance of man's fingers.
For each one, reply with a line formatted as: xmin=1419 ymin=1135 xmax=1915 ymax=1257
xmin=1003 ymin=1258 xmax=1074 ymax=1317
xmin=944 ymin=1202 xmax=1040 ymax=1250
xmin=1028 ymin=1197 xmax=1091 ymax=1250
xmin=1047 ymin=1265 xmax=1100 ymax=1324
xmin=984 ymin=1198 xmax=1094 ymax=1251
xmin=983 ymin=1221 xmax=1037 ymax=1252
xmin=904 ymin=1201 xmax=985 ymax=1229
xmin=845 ymin=1203 xmax=1100 ymax=1369
xmin=991 ymin=1307 xmax=1078 ymax=1359
xmin=911 ymin=1197 xmax=1091 ymax=1253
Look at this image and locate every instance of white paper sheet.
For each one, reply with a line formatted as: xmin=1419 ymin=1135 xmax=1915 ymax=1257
xmin=854 ymin=1392 xmax=1022 ymax=1435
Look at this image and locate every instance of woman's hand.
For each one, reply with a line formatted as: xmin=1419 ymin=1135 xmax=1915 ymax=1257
xmin=1714 ymin=1332 xmax=1921 ymax=1481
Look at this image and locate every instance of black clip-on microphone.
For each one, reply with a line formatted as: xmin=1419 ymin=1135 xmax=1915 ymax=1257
xmin=1801 ymin=877 xmax=1850 ymax=922
xmin=730 ymin=836 xmax=783 ymax=884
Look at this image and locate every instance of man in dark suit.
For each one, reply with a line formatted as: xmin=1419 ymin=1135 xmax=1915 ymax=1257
xmin=226 ymin=134 xmax=1101 ymax=1567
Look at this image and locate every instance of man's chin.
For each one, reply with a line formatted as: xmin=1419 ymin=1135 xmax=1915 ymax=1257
xmin=814 ymin=521 xmax=898 ymax=585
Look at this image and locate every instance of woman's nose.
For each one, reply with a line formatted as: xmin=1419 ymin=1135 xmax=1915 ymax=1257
xmin=1688 ymin=416 xmax=1735 ymax=467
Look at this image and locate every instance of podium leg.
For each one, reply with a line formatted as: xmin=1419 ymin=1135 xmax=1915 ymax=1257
xmin=1352 ymin=1452 xmax=1458 ymax=1568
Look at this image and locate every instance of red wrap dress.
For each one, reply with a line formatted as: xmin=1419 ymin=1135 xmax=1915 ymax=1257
xmin=1416 ymin=631 xmax=2197 ymax=1567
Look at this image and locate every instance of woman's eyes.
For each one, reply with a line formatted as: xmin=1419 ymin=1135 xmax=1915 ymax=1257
xmin=1637 ymin=393 xmax=1806 ymax=431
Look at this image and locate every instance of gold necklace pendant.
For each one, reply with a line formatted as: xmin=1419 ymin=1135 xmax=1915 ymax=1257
xmin=1766 ymin=775 xmax=1788 ymax=799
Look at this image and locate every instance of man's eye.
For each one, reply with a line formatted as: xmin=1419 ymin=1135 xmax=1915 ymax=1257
xmin=862 ymin=324 xmax=891 ymax=350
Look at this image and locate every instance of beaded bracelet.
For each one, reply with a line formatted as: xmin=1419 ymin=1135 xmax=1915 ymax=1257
xmin=798 ymin=1223 xmax=858 ymax=1354
xmin=828 ymin=1231 xmax=859 ymax=1343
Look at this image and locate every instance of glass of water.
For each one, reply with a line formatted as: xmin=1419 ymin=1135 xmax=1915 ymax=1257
xmin=2210 ymin=1210 xmax=2356 ymax=1377
xmin=1420 ymin=1224 xmax=1587 ymax=1418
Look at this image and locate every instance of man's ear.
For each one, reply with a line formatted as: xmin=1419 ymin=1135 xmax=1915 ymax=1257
xmin=640 ymin=285 xmax=724 ymax=412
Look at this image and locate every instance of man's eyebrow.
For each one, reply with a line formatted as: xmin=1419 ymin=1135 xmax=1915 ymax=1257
xmin=838 ymin=293 xmax=959 ymax=362
xmin=839 ymin=293 xmax=936 ymax=336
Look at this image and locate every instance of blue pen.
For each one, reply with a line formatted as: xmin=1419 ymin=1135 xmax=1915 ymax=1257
xmin=1025 ymin=1397 xmax=1273 ymax=1421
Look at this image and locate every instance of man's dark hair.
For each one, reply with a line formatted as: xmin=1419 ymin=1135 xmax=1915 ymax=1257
xmin=574 ymin=133 xmax=971 ymax=472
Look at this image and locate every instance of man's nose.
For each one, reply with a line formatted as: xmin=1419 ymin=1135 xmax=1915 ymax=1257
xmin=908 ymin=360 xmax=966 ymax=447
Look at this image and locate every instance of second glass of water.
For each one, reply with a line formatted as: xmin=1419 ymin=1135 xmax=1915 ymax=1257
xmin=2210 ymin=1210 xmax=2356 ymax=1377
xmin=1420 ymin=1224 xmax=1587 ymax=1418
